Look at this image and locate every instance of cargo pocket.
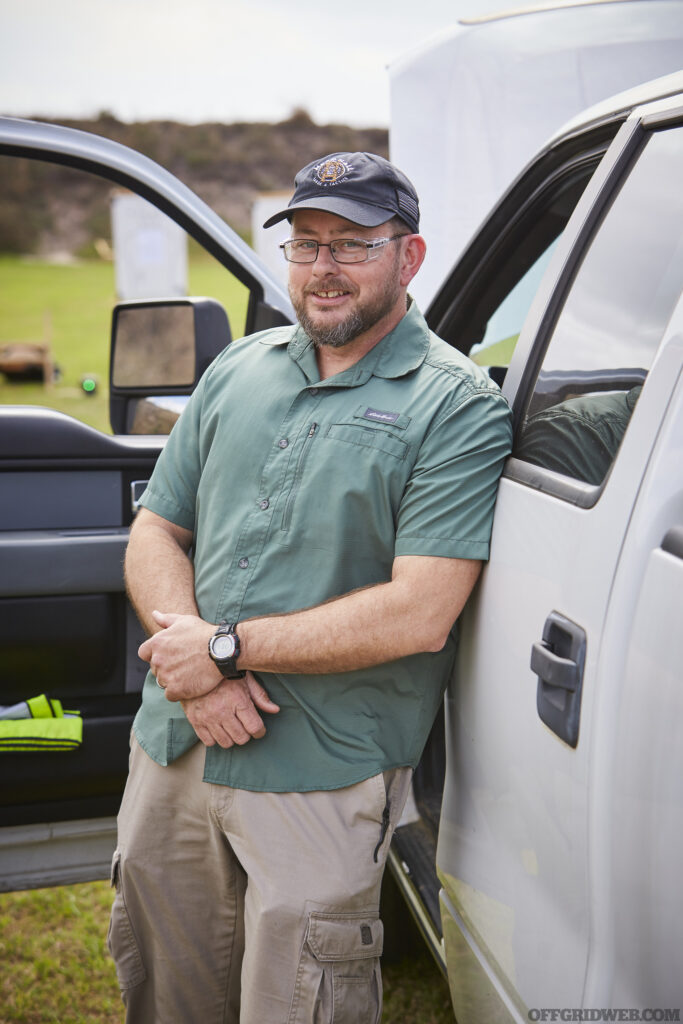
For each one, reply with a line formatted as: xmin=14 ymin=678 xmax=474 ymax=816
xmin=288 ymin=911 xmax=383 ymax=1024
xmin=106 ymin=849 xmax=147 ymax=991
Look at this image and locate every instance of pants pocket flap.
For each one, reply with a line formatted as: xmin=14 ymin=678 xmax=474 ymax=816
xmin=110 ymin=848 xmax=121 ymax=887
xmin=306 ymin=912 xmax=383 ymax=961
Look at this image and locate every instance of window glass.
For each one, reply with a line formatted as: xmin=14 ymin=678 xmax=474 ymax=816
xmin=515 ymin=127 xmax=683 ymax=486
xmin=0 ymin=157 xmax=249 ymax=434
xmin=470 ymin=240 xmax=558 ymax=369
xmin=448 ymin=165 xmax=595 ymax=374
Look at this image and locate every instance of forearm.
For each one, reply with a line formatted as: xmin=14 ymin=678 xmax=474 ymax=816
xmin=238 ymin=556 xmax=481 ymax=675
xmin=239 ymin=583 xmax=415 ymax=674
xmin=143 ymin=554 xmax=480 ymax=704
xmin=125 ymin=510 xmax=198 ymax=636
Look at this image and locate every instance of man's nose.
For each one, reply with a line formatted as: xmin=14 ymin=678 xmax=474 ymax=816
xmin=311 ymin=244 xmax=338 ymax=272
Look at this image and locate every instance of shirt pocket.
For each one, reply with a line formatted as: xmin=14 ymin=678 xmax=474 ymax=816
xmin=277 ymin=419 xmax=411 ymax=545
xmin=324 ymin=422 xmax=409 ymax=461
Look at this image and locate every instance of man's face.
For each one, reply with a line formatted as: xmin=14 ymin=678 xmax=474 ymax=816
xmin=287 ymin=211 xmax=405 ymax=349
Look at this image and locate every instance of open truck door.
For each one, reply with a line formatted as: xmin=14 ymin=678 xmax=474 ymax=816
xmin=0 ymin=117 xmax=293 ymax=890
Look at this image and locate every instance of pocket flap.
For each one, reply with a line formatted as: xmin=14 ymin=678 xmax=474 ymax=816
xmin=110 ymin=848 xmax=121 ymax=887
xmin=306 ymin=912 xmax=384 ymax=961
xmin=325 ymin=423 xmax=408 ymax=460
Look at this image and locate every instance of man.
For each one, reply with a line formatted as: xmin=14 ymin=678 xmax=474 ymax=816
xmin=109 ymin=151 xmax=512 ymax=1023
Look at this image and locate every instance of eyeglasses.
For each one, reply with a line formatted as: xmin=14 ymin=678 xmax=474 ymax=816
xmin=280 ymin=235 xmax=408 ymax=264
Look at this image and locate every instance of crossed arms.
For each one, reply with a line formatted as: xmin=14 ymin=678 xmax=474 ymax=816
xmin=127 ymin=507 xmax=481 ymax=749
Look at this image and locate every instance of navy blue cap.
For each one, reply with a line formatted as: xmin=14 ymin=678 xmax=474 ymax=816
xmin=263 ymin=152 xmax=420 ymax=234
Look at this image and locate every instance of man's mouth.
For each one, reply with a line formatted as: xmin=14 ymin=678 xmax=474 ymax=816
xmin=305 ymin=281 xmax=354 ymax=303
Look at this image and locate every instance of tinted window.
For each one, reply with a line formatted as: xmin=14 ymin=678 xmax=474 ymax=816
xmin=515 ymin=126 xmax=683 ymax=486
xmin=436 ymin=160 xmax=597 ymax=374
xmin=470 ymin=239 xmax=558 ymax=369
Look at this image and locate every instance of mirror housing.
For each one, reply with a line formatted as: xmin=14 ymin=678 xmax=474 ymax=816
xmin=109 ymin=297 xmax=231 ymax=434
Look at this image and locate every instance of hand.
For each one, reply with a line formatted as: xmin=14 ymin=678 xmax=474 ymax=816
xmin=180 ymin=673 xmax=280 ymax=748
xmin=138 ymin=610 xmax=221 ymax=701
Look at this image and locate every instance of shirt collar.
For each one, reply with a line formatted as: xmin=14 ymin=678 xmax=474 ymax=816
xmin=261 ymin=299 xmax=430 ymax=388
xmin=369 ymin=299 xmax=431 ymax=380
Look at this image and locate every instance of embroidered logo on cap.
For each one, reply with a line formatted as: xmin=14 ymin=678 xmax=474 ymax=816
xmin=314 ymin=158 xmax=351 ymax=187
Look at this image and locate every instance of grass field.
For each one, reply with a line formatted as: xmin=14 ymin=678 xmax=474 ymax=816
xmin=0 ymin=254 xmax=250 ymax=433
xmin=0 ymin=881 xmax=455 ymax=1023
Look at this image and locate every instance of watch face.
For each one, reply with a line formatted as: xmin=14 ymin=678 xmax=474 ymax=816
xmin=211 ymin=634 xmax=236 ymax=660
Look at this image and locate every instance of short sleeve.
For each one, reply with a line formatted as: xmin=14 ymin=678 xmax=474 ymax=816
xmin=394 ymin=389 xmax=512 ymax=561
xmin=137 ymin=370 xmax=210 ymax=532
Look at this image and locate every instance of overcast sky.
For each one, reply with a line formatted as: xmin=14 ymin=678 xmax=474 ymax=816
xmin=0 ymin=0 xmax=553 ymax=127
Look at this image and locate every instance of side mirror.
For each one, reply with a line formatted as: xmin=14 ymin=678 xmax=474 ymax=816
xmin=109 ymin=297 xmax=231 ymax=434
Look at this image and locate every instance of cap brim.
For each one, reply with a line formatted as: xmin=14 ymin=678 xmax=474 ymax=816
xmin=263 ymin=196 xmax=395 ymax=230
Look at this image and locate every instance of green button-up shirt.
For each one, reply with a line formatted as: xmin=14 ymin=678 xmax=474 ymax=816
xmin=134 ymin=302 xmax=512 ymax=791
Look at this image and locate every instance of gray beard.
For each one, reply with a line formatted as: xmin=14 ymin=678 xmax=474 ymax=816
xmin=295 ymin=307 xmax=366 ymax=349
xmin=290 ymin=276 xmax=402 ymax=350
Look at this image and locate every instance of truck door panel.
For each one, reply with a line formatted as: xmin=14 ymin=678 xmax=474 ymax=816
xmin=0 ymin=123 xmax=292 ymax=888
xmin=0 ymin=407 xmax=162 ymax=832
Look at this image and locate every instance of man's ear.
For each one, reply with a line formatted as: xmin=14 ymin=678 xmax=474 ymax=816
xmin=399 ymin=235 xmax=427 ymax=287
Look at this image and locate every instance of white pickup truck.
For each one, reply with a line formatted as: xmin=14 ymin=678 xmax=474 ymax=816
xmin=1 ymin=72 xmax=682 ymax=1018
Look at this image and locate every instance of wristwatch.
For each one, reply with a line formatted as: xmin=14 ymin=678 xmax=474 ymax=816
xmin=208 ymin=621 xmax=245 ymax=678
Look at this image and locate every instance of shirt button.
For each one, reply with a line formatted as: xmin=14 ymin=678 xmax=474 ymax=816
xmin=259 ymin=498 xmax=270 ymax=510
xmin=238 ymin=557 xmax=249 ymax=569
xmin=309 ymin=387 xmax=319 ymax=396
xmin=278 ymin=438 xmax=289 ymax=449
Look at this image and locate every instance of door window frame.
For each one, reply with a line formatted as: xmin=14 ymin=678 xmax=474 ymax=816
xmin=504 ymin=107 xmax=683 ymax=507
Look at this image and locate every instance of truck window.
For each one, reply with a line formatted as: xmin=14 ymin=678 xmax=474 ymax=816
xmin=469 ymin=238 xmax=558 ymax=369
xmin=0 ymin=156 xmax=249 ymax=434
xmin=434 ymin=153 xmax=599 ymax=373
xmin=514 ymin=125 xmax=683 ymax=488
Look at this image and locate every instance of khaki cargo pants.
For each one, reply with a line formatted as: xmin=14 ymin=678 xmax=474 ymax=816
xmin=108 ymin=734 xmax=412 ymax=1024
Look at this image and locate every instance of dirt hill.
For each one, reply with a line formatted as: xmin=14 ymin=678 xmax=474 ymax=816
xmin=0 ymin=111 xmax=388 ymax=256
